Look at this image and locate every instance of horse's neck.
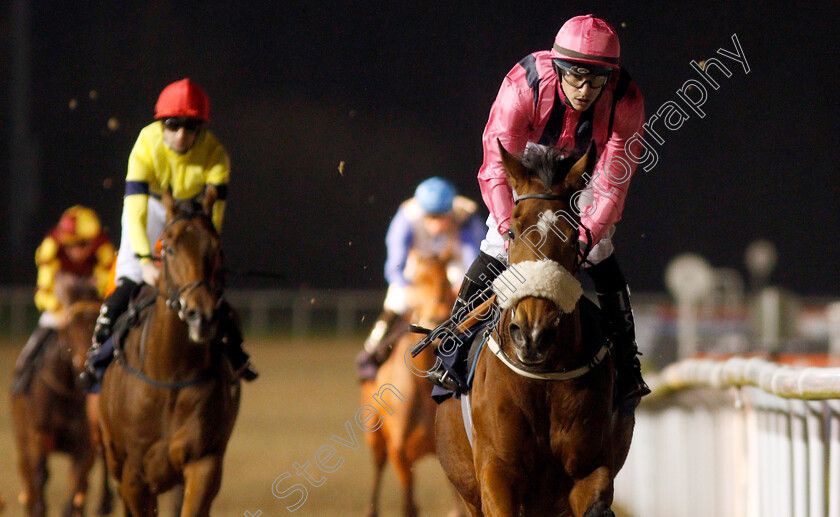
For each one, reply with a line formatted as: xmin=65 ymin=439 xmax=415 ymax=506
xmin=143 ymin=299 xmax=211 ymax=374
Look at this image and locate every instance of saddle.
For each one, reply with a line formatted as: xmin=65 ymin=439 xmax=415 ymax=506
xmin=86 ymin=285 xmax=158 ymax=393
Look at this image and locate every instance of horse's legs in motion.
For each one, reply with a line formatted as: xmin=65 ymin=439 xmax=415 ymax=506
xmin=171 ymin=485 xmax=185 ymax=517
xmin=24 ymin=433 xmax=50 ymax=517
xmin=447 ymin=488 xmax=471 ymax=517
xmin=387 ymin=447 xmax=418 ymax=517
xmin=365 ymin=431 xmax=387 ymax=517
xmin=86 ymin=393 xmax=115 ymax=515
xmin=476 ymin=459 xmax=520 ymax=516
xmin=569 ymin=466 xmax=613 ymax=517
xmin=63 ymin=446 xmax=94 ymax=517
xmin=180 ymin=455 xmax=223 ymax=517
xmin=119 ymin=461 xmax=156 ymax=517
xmin=96 ymin=447 xmax=114 ymax=516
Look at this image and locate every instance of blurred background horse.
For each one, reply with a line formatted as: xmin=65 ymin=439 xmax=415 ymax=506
xmin=361 ymin=251 xmax=466 ymax=517
xmin=11 ymin=273 xmax=113 ymax=516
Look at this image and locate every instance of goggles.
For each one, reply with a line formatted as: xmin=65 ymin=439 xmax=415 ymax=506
xmin=553 ymin=60 xmax=611 ymax=89
xmin=64 ymin=239 xmax=91 ymax=249
xmin=162 ymin=117 xmax=202 ymax=132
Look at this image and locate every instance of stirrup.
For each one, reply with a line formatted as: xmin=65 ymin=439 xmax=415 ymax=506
xmin=427 ymin=365 xmax=465 ymax=393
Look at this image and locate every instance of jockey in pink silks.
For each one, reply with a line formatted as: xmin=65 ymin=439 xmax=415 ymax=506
xmin=426 ymin=15 xmax=650 ymax=404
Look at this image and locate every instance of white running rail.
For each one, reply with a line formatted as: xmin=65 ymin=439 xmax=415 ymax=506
xmin=615 ymin=357 xmax=840 ymax=517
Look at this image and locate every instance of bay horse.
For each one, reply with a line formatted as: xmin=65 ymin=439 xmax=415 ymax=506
xmin=11 ymin=274 xmax=114 ymax=516
xmin=362 ymin=251 xmax=466 ymax=517
xmin=435 ymin=143 xmax=635 ymax=516
xmin=99 ymin=188 xmax=241 ymax=516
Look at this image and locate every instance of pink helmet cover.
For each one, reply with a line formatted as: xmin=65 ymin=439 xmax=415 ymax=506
xmin=551 ymin=15 xmax=620 ymax=69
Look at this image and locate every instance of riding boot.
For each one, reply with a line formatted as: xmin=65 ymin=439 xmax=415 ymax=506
xmin=427 ymin=251 xmax=506 ymax=393
xmin=78 ymin=277 xmax=137 ymax=389
xmin=355 ymin=310 xmax=403 ymax=382
xmin=11 ymin=326 xmax=56 ymax=395
xmin=217 ymin=300 xmax=258 ymax=382
xmin=586 ymin=255 xmax=651 ymax=402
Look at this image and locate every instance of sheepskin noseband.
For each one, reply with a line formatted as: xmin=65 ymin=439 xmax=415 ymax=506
xmin=492 ymin=260 xmax=582 ymax=313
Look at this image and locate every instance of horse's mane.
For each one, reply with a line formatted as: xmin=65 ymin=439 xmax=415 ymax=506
xmin=520 ymin=146 xmax=578 ymax=188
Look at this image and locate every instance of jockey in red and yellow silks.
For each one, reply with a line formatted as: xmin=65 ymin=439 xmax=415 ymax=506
xmin=12 ymin=206 xmax=115 ymax=394
xmin=426 ymin=15 xmax=650 ymax=404
xmin=79 ymin=78 xmax=257 ymax=390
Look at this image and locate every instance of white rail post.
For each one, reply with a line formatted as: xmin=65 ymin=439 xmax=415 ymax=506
xmin=806 ymin=400 xmax=827 ymax=517
xmin=790 ymin=399 xmax=808 ymax=517
xmin=829 ymin=399 xmax=840 ymax=517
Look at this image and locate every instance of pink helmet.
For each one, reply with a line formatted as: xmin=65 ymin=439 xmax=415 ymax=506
xmin=551 ymin=15 xmax=620 ymax=70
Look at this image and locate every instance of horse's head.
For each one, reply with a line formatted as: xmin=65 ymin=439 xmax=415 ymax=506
xmin=407 ymin=251 xmax=456 ymax=329
xmin=160 ymin=187 xmax=224 ymax=343
xmin=54 ymin=273 xmax=103 ymax=373
xmin=496 ymin=141 xmax=595 ymax=366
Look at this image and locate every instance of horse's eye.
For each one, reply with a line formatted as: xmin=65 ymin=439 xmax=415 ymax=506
xmin=164 ymin=246 xmax=175 ymax=255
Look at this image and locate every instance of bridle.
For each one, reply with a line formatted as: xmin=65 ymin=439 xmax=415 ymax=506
xmin=488 ymin=192 xmax=609 ymax=380
xmin=509 ymin=192 xmax=595 ymax=272
xmin=158 ymin=212 xmax=225 ymax=317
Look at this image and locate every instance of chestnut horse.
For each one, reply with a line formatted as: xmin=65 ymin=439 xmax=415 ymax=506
xmin=362 ymin=251 xmax=466 ymax=517
xmin=11 ymin=275 xmax=114 ymax=517
xmin=99 ymin=189 xmax=240 ymax=516
xmin=435 ymin=143 xmax=634 ymax=516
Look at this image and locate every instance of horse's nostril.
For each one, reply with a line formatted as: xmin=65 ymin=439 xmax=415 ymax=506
xmin=186 ymin=308 xmax=201 ymax=322
xmin=536 ymin=329 xmax=553 ymax=349
xmin=509 ymin=323 xmax=527 ymax=346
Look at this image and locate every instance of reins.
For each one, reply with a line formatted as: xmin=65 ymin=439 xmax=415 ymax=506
xmin=114 ymin=211 xmax=223 ymax=390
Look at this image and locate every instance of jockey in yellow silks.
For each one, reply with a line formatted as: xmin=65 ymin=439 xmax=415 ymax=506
xmin=12 ymin=206 xmax=114 ymax=394
xmin=79 ymin=78 xmax=257 ymax=390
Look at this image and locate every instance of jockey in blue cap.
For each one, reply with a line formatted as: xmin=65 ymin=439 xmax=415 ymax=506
xmin=356 ymin=177 xmax=486 ymax=381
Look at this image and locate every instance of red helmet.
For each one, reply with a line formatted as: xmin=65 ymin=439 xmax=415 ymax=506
xmin=154 ymin=78 xmax=210 ymax=121
xmin=551 ymin=15 xmax=620 ymax=70
xmin=55 ymin=205 xmax=101 ymax=245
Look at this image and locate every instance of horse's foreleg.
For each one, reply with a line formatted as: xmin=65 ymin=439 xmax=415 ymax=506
xmin=476 ymin=460 xmax=519 ymax=517
xmin=97 ymin=446 xmax=115 ymax=516
xmin=26 ymin=434 xmax=50 ymax=517
xmin=63 ymin=447 xmax=94 ymax=517
xmin=387 ymin=447 xmax=418 ymax=517
xmin=365 ymin=430 xmax=387 ymax=517
xmin=447 ymin=487 xmax=472 ymax=517
xmin=569 ymin=465 xmax=613 ymax=517
xmin=170 ymin=485 xmax=185 ymax=517
xmin=180 ymin=455 xmax=222 ymax=517
xmin=119 ymin=462 xmax=157 ymax=517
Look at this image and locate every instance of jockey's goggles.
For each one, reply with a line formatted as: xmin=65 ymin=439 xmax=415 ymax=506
xmin=553 ymin=60 xmax=611 ymax=89
xmin=162 ymin=117 xmax=202 ymax=132
xmin=64 ymin=239 xmax=91 ymax=249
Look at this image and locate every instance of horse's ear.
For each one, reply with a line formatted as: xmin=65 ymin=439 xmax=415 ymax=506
xmin=498 ymin=139 xmax=527 ymax=190
xmin=162 ymin=187 xmax=177 ymax=221
xmin=202 ymin=184 xmax=218 ymax=217
xmin=565 ymin=141 xmax=596 ymax=194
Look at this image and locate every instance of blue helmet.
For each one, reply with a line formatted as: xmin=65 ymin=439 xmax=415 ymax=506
xmin=414 ymin=177 xmax=456 ymax=215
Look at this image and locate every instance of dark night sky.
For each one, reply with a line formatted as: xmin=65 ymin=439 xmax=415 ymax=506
xmin=2 ymin=1 xmax=838 ymax=296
